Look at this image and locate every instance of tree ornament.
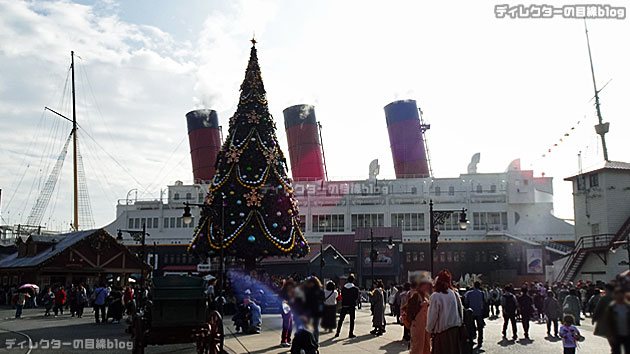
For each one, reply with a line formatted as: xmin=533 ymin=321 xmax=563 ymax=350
xmin=243 ymin=190 xmax=263 ymax=207
xmin=226 ymin=147 xmax=242 ymax=163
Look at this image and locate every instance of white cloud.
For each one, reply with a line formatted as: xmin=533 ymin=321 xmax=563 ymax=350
xmin=1 ymin=0 xmax=629 ymax=230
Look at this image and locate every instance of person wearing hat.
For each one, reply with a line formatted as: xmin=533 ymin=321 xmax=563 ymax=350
xmin=402 ymin=272 xmax=432 ymax=354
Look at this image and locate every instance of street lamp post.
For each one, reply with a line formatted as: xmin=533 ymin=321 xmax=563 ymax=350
xmin=429 ymin=200 xmax=468 ymax=277
xmin=117 ymin=222 xmax=148 ymax=306
xmin=319 ymin=242 xmax=326 ymax=281
xmin=368 ymin=228 xmax=395 ymax=288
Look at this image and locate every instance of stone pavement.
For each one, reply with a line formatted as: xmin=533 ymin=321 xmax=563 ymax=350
xmin=0 ymin=306 xmax=611 ymax=353
xmin=224 ymin=308 xmax=610 ymax=354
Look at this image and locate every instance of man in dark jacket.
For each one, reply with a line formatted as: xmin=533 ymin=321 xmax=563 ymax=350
xmin=593 ymin=283 xmax=615 ymax=325
xmin=335 ymin=275 xmax=359 ymax=338
xmin=594 ymin=286 xmax=630 ymax=354
xmin=501 ymin=285 xmax=518 ymax=340
xmin=518 ymin=288 xmax=535 ymax=339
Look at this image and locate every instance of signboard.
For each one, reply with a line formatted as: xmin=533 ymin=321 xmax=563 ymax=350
xmin=294 ymin=181 xmax=393 ymax=196
xmin=526 ymin=249 xmax=543 ymax=274
xmin=362 ymin=246 xmax=394 ymax=268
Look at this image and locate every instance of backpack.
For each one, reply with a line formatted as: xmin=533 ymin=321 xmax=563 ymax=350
xmin=503 ymin=294 xmax=517 ymax=315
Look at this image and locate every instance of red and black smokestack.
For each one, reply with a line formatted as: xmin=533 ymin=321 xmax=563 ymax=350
xmin=283 ymin=104 xmax=326 ymax=181
xmin=186 ymin=109 xmax=222 ymax=183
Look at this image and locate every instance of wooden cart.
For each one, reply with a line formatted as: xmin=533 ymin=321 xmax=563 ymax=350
xmin=129 ymin=276 xmax=223 ymax=354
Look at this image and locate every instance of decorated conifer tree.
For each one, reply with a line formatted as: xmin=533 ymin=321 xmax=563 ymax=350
xmin=188 ymin=40 xmax=309 ymax=267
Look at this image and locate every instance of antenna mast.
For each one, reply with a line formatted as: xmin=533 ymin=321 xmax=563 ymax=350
xmin=71 ymin=51 xmax=79 ymax=230
xmin=584 ymin=21 xmax=610 ymax=161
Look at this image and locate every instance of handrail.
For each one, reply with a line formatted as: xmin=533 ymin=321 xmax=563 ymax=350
xmin=556 ymin=233 xmax=616 ymax=282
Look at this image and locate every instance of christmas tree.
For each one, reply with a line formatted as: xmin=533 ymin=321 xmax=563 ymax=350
xmin=188 ymin=40 xmax=309 ymax=266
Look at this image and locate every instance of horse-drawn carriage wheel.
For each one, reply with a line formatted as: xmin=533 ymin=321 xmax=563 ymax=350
xmin=206 ymin=311 xmax=224 ymax=354
xmin=131 ymin=315 xmax=145 ymax=354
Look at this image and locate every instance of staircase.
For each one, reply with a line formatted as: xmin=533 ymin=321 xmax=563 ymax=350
xmin=556 ymin=214 xmax=630 ymax=283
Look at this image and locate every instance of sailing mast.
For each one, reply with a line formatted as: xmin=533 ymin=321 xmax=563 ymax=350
xmin=584 ymin=21 xmax=610 ymax=161
xmin=71 ymin=51 xmax=79 ymax=230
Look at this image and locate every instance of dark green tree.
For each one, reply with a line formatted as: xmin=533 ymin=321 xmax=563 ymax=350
xmin=188 ymin=40 xmax=309 ymax=266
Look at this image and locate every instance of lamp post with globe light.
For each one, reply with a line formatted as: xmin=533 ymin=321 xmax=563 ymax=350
xmin=429 ymin=200 xmax=469 ymax=277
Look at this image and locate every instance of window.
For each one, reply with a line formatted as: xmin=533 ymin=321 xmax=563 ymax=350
xmin=170 ymin=217 xmax=176 ymax=228
xmin=447 ymin=252 xmax=453 ymax=262
xmin=153 ymin=217 xmax=159 ymax=228
xmin=440 ymin=252 xmax=446 ymax=262
xmin=411 ymin=187 xmax=417 ymax=194
xmin=589 ymin=173 xmax=599 ymax=187
xmin=577 ymin=176 xmax=586 ymax=190
xmin=454 ymin=252 xmax=460 ymax=262
xmin=312 ymin=214 xmax=345 ymax=233
xmin=476 ymin=184 xmax=482 ymax=193
xmin=448 ymin=186 xmax=455 ymax=196
xmin=351 ymin=214 xmax=384 ymax=231
xmin=147 ymin=218 xmax=153 ymax=229
xmin=412 ymin=252 xmax=418 ymax=262
xmin=173 ymin=193 xmax=180 ymax=200
xmin=439 ymin=212 xmax=464 ymax=231
xmin=434 ymin=186 xmax=441 ymax=196
xmin=186 ymin=192 xmax=192 ymax=200
xmin=591 ymin=223 xmax=600 ymax=236
xmin=199 ymin=193 xmax=204 ymax=203
xmin=523 ymin=179 xmax=529 ymax=185
xmin=418 ymin=252 xmax=425 ymax=262
xmin=176 ymin=217 xmax=182 ymax=228
xmin=391 ymin=213 xmax=425 ymax=231
xmin=473 ymin=212 xmax=508 ymax=230
xmin=406 ymin=252 xmax=411 ymax=263
xmin=128 ymin=218 xmax=134 ymax=228
xmin=490 ymin=184 xmax=497 ymax=193
xmin=164 ymin=217 xmax=169 ymax=229
xmin=134 ymin=218 xmax=140 ymax=229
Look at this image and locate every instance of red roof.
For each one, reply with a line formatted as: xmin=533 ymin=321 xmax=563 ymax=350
xmin=321 ymin=234 xmax=356 ymax=256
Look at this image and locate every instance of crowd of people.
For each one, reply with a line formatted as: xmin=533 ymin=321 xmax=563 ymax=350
xmin=3 ymin=283 xmax=139 ymax=324
xmin=226 ymin=269 xmax=630 ymax=354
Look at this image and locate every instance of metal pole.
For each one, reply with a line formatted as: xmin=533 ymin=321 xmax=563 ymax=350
xmin=320 ymin=242 xmax=323 ymax=280
xmin=371 ymin=228 xmax=374 ymax=288
xmin=430 ymin=200 xmax=434 ymax=277
xmin=140 ymin=223 xmax=147 ymax=304
xmin=627 ymin=232 xmax=630 ymax=272
xmin=70 ymin=51 xmax=79 ymax=231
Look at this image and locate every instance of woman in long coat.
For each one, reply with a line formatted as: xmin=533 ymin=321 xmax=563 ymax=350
xmin=370 ymin=280 xmax=386 ymax=336
xmin=563 ymin=289 xmax=582 ymax=325
xmin=404 ymin=273 xmax=432 ymax=354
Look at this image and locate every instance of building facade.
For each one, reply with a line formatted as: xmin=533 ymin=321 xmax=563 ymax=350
xmin=554 ymin=161 xmax=630 ymax=283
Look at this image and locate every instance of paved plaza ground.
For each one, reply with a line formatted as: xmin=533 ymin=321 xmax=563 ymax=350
xmin=0 ymin=306 xmax=610 ymax=354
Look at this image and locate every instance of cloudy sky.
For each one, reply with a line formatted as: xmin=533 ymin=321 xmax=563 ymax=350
xmin=0 ymin=0 xmax=628 ymax=230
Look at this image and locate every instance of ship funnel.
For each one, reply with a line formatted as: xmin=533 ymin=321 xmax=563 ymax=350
xmin=283 ymin=104 xmax=326 ymax=181
xmin=186 ymin=109 xmax=222 ymax=183
xmin=384 ymin=100 xmax=430 ymax=178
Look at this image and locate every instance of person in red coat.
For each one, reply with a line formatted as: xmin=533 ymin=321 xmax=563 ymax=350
xmin=53 ymin=286 xmax=66 ymax=316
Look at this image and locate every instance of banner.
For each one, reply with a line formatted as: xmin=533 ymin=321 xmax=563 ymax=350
xmin=526 ymin=248 xmax=543 ymax=274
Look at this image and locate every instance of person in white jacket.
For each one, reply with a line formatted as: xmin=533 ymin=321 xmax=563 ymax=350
xmin=426 ymin=269 xmax=464 ymax=354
